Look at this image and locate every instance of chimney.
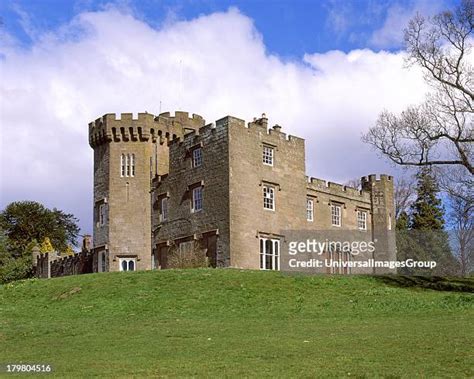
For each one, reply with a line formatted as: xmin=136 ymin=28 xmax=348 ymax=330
xmin=82 ymin=235 xmax=92 ymax=252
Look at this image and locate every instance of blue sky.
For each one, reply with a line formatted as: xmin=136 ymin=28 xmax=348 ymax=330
xmin=1 ymin=0 xmax=457 ymax=55
xmin=0 ymin=0 xmax=460 ymax=236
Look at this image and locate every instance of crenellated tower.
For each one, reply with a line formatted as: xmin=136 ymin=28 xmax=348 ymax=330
xmin=361 ymin=174 xmax=396 ymax=274
xmin=88 ymin=111 xmax=205 ymax=272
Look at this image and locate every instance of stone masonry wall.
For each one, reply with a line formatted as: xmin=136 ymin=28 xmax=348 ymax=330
xmin=89 ymin=111 xmax=205 ymax=272
xmin=153 ymin=121 xmax=230 ymax=267
xmin=227 ymin=116 xmax=307 ymax=269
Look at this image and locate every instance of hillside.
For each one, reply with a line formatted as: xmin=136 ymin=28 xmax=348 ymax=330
xmin=1 ymin=269 xmax=473 ymax=377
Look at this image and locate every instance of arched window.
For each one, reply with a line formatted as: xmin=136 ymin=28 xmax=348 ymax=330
xmin=119 ymin=258 xmax=136 ymax=272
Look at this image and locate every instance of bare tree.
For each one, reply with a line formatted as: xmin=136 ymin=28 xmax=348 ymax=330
xmin=345 ymin=175 xmax=416 ymax=219
xmin=439 ymin=166 xmax=474 ymax=275
xmin=363 ymin=0 xmax=473 ymax=175
xmin=343 ymin=178 xmax=361 ymax=190
xmin=394 ymin=175 xmax=417 ymax=219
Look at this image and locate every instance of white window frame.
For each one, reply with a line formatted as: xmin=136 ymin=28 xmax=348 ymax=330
xmin=192 ymin=186 xmax=203 ymax=212
xmin=259 ymin=237 xmax=280 ymax=270
xmin=121 ymin=153 xmax=135 ymax=177
xmin=262 ymin=145 xmax=274 ymax=166
xmin=307 ymin=198 xmax=314 ymax=222
xmin=161 ymin=197 xmax=168 ymax=222
xmin=130 ymin=153 xmax=135 ymax=177
xmin=331 ymin=204 xmax=342 ymax=227
xmin=263 ymin=185 xmax=275 ymax=210
xmin=126 ymin=154 xmax=130 ymax=177
xmin=120 ymin=154 xmax=126 ymax=177
xmin=357 ymin=210 xmax=367 ymax=230
xmin=119 ymin=257 xmax=136 ymax=272
xmin=192 ymin=147 xmax=203 ymax=168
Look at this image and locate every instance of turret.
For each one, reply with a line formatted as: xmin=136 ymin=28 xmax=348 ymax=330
xmin=361 ymin=174 xmax=396 ymax=274
xmin=89 ymin=111 xmax=204 ymax=272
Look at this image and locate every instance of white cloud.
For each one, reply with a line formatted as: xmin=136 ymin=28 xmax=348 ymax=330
xmin=0 ymin=6 xmax=429 ymax=233
xmin=369 ymin=0 xmax=445 ymax=48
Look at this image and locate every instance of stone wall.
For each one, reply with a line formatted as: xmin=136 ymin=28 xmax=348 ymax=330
xmin=35 ymin=251 xmax=94 ymax=279
xmin=227 ymin=116 xmax=307 ymax=269
xmin=152 ymin=121 xmax=230 ymax=267
xmin=89 ymin=111 xmax=205 ymax=272
xmin=88 ymin=110 xmax=396 ymax=275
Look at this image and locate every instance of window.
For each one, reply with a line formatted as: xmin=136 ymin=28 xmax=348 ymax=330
xmin=260 ymin=237 xmax=280 ymax=270
xmin=388 ymin=212 xmax=392 ymax=230
xmin=121 ymin=154 xmax=126 ymax=177
xmin=307 ymin=198 xmax=314 ymax=221
xmin=125 ymin=154 xmax=130 ymax=177
xmin=99 ymin=251 xmax=107 ymax=272
xmin=263 ymin=185 xmax=275 ymax=210
xmin=161 ymin=197 xmax=168 ymax=222
xmin=263 ymin=145 xmax=274 ymax=166
xmin=192 ymin=186 xmax=203 ymax=212
xmin=99 ymin=204 xmax=107 ymax=226
xmin=119 ymin=258 xmax=136 ymax=272
xmin=331 ymin=204 xmax=341 ymax=227
xmin=120 ymin=153 xmax=135 ymax=177
xmin=192 ymin=147 xmax=203 ymax=168
xmin=357 ymin=210 xmax=367 ymax=230
xmin=130 ymin=153 xmax=135 ymax=176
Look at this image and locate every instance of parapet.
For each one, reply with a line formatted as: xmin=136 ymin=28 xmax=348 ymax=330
xmin=89 ymin=111 xmax=205 ymax=148
xmin=307 ymin=176 xmax=371 ymax=202
xmin=156 ymin=111 xmax=205 ymax=129
xmin=215 ymin=114 xmax=305 ymax=147
xmin=361 ymin=174 xmax=393 ymax=191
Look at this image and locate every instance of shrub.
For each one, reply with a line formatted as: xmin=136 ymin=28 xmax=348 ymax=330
xmin=167 ymin=240 xmax=209 ymax=269
xmin=0 ymin=256 xmax=32 ymax=284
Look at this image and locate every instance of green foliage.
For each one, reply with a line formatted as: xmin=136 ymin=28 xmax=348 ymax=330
xmin=0 ymin=255 xmax=32 ymax=284
xmin=0 ymin=201 xmax=80 ymax=253
xmin=396 ymin=169 xmax=459 ymax=275
xmin=410 ymin=168 xmax=446 ymax=230
xmin=0 ymin=201 xmax=79 ymax=283
xmin=0 ymin=269 xmax=472 ymax=377
xmin=396 ymin=211 xmax=410 ymax=231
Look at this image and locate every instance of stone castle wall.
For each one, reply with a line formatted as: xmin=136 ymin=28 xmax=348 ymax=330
xmin=89 ymin=112 xmax=205 ymax=272
xmin=35 ymin=252 xmax=94 ymax=279
xmin=81 ymin=110 xmax=397 ymax=276
xmin=152 ymin=120 xmax=230 ymax=267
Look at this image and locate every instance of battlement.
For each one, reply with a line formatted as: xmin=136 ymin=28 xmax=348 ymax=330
xmin=214 ymin=114 xmax=305 ymax=147
xmin=361 ymin=174 xmax=393 ymax=191
xmin=361 ymin=174 xmax=393 ymax=183
xmin=89 ymin=111 xmax=205 ymax=148
xmin=157 ymin=111 xmax=204 ymax=124
xmin=307 ymin=176 xmax=371 ymax=202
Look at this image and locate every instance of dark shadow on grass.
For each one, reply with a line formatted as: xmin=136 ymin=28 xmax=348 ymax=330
xmin=373 ymin=275 xmax=474 ymax=293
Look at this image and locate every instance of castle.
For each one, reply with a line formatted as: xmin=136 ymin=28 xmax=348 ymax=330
xmin=86 ymin=111 xmax=396 ymax=274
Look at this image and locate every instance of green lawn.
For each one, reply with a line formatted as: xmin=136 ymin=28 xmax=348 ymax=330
xmin=0 ymin=269 xmax=473 ymax=378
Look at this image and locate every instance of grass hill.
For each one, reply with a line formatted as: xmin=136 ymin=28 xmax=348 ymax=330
xmin=1 ymin=269 xmax=473 ymax=378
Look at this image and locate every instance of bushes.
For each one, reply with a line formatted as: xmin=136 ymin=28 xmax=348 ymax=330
xmin=0 ymin=256 xmax=32 ymax=284
xmin=167 ymin=241 xmax=209 ymax=269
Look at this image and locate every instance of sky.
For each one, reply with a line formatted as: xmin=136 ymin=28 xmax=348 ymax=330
xmin=0 ymin=0 xmax=460 ymax=236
